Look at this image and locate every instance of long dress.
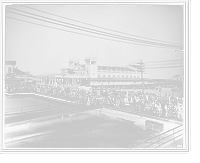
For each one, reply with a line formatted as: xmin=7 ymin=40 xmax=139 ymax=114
xmin=115 ymin=98 xmax=121 ymax=108
xmin=95 ymin=97 xmax=100 ymax=106
xmin=83 ymin=95 xmax=87 ymax=105
xmin=86 ymin=97 xmax=90 ymax=106
xmin=124 ymin=97 xmax=129 ymax=106
xmin=99 ymin=96 xmax=103 ymax=105
xmin=90 ymin=97 xmax=94 ymax=105
xmin=130 ymin=96 xmax=133 ymax=104
xmin=167 ymin=106 xmax=178 ymax=119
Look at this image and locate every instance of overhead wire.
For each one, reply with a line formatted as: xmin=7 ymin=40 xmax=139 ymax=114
xmin=130 ymin=59 xmax=183 ymax=69
xmin=70 ymin=5 xmax=183 ymax=42
xmin=144 ymin=59 xmax=183 ymax=64
xmin=6 ymin=8 xmax=180 ymax=49
xmin=6 ymin=16 xmax=172 ymax=49
xmin=6 ymin=7 xmax=182 ymax=49
xmin=22 ymin=5 xmax=182 ymax=47
xmin=145 ymin=62 xmax=183 ymax=67
xmin=145 ymin=65 xmax=183 ymax=69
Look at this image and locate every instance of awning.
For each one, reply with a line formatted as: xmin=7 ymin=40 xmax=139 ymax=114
xmin=6 ymin=77 xmax=24 ymax=83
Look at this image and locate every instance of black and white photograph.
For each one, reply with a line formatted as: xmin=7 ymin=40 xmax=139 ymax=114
xmin=1 ymin=1 xmax=190 ymax=153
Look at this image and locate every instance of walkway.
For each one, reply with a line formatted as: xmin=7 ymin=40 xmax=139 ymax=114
xmin=5 ymin=102 xmax=182 ymax=125
xmin=5 ymin=106 xmax=102 ymax=125
xmin=5 ymin=93 xmax=183 ymax=125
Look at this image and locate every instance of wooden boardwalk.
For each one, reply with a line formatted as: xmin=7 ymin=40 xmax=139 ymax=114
xmin=103 ymin=105 xmax=183 ymax=124
xmin=5 ymin=105 xmax=102 ymax=126
xmin=5 ymin=102 xmax=183 ymax=126
xmin=4 ymin=93 xmax=183 ymax=126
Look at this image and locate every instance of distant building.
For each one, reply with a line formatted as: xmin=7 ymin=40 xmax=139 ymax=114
xmin=172 ymin=74 xmax=184 ymax=82
xmin=5 ymin=60 xmax=16 ymax=75
xmin=56 ymin=56 xmax=148 ymax=88
xmin=35 ymin=57 xmax=148 ymax=88
xmin=34 ymin=57 xmax=183 ymax=92
xmin=34 ymin=60 xmax=86 ymax=89
xmin=5 ymin=61 xmax=33 ymax=88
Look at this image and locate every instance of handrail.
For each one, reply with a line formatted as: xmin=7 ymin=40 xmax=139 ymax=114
xmin=144 ymin=129 xmax=183 ymax=148
xmin=133 ymin=124 xmax=183 ymax=148
xmin=154 ymin=133 xmax=183 ymax=148
xmin=5 ymin=103 xmax=68 ymax=117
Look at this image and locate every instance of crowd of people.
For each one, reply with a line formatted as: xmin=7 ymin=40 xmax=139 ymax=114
xmin=5 ymin=83 xmax=32 ymax=92
xmin=164 ymin=95 xmax=184 ymax=119
xmin=74 ymin=90 xmax=184 ymax=119
xmin=5 ymin=81 xmax=183 ymax=121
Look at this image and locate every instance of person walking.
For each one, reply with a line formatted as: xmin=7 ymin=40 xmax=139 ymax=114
xmin=167 ymin=103 xmax=178 ymax=119
xmin=95 ymin=96 xmax=100 ymax=106
xmin=86 ymin=95 xmax=90 ymax=106
xmin=138 ymin=99 xmax=142 ymax=112
xmin=177 ymin=100 xmax=183 ymax=118
xmin=115 ymin=97 xmax=121 ymax=108
xmin=144 ymin=101 xmax=152 ymax=115
xmin=164 ymin=102 xmax=169 ymax=117
xmin=83 ymin=94 xmax=87 ymax=105
xmin=155 ymin=100 xmax=162 ymax=116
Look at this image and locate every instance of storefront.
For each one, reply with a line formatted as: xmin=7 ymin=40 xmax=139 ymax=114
xmin=5 ymin=77 xmax=24 ymax=88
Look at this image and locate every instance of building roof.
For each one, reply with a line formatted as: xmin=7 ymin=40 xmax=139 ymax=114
xmin=15 ymin=68 xmax=27 ymax=75
xmin=89 ymin=77 xmax=143 ymax=81
xmin=6 ymin=77 xmax=24 ymax=82
xmin=97 ymin=66 xmax=137 ymax=72
xmin=5 ymin=60 xmax=16 ymax=66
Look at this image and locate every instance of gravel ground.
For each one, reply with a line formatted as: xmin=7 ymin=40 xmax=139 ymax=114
xmin=5 ymin=112 xmax=155 ymax=149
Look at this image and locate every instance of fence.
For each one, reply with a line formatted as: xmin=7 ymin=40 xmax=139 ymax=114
xmin=133 ymin=124 xmax=183 ymax=149
xmin=5 ymin=103 xmax=69 ymax=117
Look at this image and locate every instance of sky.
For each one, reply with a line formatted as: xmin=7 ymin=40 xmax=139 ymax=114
xmin=5 ymin=4 xmax=184 ymax=79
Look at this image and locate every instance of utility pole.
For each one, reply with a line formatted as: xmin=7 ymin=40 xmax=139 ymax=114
xmin=137 ymin=60 xmax=145 ymax=94
xmin=61 ymin=68 xmax=65 ymax=87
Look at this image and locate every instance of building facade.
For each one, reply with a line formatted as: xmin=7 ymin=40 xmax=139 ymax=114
xmin=33 ymin=57 xmax=183 ymax=92
xmin=57 ymin=57 xmax=147 ymax=88
xmin=5 ymin=61 xmax=16 ymax=79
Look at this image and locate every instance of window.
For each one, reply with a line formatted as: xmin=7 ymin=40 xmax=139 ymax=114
xmin=113 ymin=75 xmax=116 ymax=78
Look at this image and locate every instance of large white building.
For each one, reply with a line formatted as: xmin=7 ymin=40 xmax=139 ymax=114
xmin=34 ymin=57 xmax=149 ymax=89
xmin=59 ymin=57 xmax=147 ymax=88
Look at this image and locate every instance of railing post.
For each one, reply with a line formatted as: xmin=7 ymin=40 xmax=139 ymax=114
xmin=159 ymin=134 xmax=161 ymax=143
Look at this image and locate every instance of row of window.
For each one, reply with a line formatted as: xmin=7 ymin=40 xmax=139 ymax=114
xmin=98 ymin=75 xmax=140 ymax=78
xmin=90 ymin=80 xmax=140 ymax=84
xmin=98 ymin=70 xmax=137 ymax=74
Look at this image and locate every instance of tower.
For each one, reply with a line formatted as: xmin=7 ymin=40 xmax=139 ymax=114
xmin=84 ymin=56 xmax=97 ymax=78
xmin=68 ymin=59 xmax=79 ymax=68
